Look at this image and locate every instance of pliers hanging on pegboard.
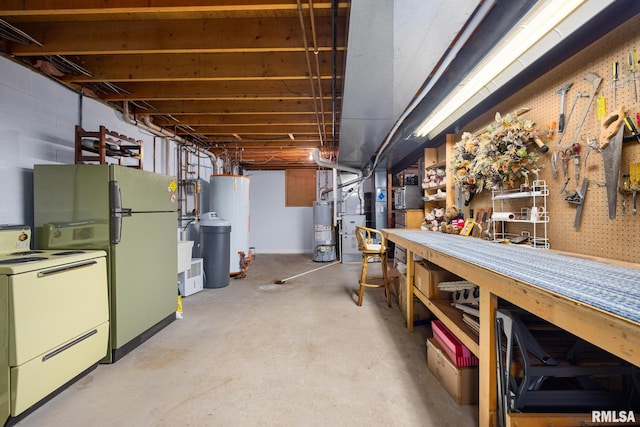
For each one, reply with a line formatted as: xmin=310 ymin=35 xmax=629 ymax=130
xmin=572 ymin=142 xmax=581 ymax=181
xmin=582 ymin=134 xmax=601 ymax=168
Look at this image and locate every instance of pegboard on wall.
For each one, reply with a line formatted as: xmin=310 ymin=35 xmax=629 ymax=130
xmin=460 ymin=15 xmax=640 ymax=263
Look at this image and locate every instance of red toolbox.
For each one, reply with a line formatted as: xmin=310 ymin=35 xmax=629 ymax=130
xmin=432 ymin=320 xmax=479 ymax=367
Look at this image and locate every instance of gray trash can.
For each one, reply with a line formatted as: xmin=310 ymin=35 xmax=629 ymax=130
xmin=200 ymin=212 xmax=231 ymax=288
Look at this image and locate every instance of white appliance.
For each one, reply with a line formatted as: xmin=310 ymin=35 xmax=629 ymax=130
xmin=178 ymin=258 xmax=204 ymax=297
xmin=340 ymin=214 xmax=366 ymax=263
xmin=209 ymin=174 xmax=252 ymax=276
xmin=0 ymin=225 xmax=108 ymax=424
xmin=177 ymin=240 xmax=194 ymax=274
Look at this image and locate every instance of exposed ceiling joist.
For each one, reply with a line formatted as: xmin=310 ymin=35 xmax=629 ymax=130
xmin=0 ymin=1 xmax=348 ymax=170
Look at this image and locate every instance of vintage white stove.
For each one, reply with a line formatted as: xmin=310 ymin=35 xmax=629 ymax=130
xmin=0 ymin=225 xmax=109 ymax=424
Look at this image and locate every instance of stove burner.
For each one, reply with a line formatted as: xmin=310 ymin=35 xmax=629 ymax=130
xmin=9 ymin=250 xmax=45 ymax=256
xmin=52 ymin=251 xmax=86 ymax=256
xmin=0 ymin=257 xmax=48 ymax=264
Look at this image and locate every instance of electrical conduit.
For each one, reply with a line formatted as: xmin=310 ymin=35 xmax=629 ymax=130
xmin=122 ymin=101 xmax=217 ymax=167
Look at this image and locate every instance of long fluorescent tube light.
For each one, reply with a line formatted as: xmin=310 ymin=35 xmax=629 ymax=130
xmin=414 ymin=0 xmax=585 ymax=138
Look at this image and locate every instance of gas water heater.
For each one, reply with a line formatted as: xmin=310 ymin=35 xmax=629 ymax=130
xmin=312 ymin=201 xmax=336 ymax=262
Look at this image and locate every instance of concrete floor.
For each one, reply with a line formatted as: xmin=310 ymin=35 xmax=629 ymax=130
xmin=15 ymin=254 xmax=478 ymax=427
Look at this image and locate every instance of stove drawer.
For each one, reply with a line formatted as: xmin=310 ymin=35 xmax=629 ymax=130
xmin=10 ymin=321 xmax=108 ymax=416
xmin=9 ymin=256 xmax=108 ymax=366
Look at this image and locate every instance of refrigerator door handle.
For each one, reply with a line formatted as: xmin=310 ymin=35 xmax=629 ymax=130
xmin=110 ymin=180 xmax=132 ymax=244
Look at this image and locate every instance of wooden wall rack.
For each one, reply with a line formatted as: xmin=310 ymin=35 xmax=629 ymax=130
xmin=75 ymin=125 xmax=143 ymax=169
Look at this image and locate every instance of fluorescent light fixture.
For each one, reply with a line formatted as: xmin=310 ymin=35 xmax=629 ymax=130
xmin=414 ymin=0 xmax=588 ymax=139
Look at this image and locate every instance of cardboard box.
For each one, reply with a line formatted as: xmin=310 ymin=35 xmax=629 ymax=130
xmin=414 ymin=261 xmax=460 ymax=299
xmin=399 ymin=274 xmax=432 ymax=324
xmin=426 ymin=338 xmax=479 ymax=405
xmin=394 ymin=246 xmax=407 ymax=265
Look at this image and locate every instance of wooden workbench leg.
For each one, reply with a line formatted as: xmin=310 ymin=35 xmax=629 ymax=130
xmin=479 ymin=288 xmax=497 ymax=427
xmin=406 ymin=249 xmax=414 ymax=332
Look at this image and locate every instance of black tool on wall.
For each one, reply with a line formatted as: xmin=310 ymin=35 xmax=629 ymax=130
xmin=556 ymin=82 xmax=572 ymax=133
xmin=623 ymin=115 xmax=640 ymax=143
xmin=612 ymin=61 xmax=619 ymax=107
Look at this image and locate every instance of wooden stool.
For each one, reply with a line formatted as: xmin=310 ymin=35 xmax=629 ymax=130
xmin=355 ymin=226 xmax=391 ymax=307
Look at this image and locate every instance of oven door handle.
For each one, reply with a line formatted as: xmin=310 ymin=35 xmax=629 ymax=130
xmin=37 ymin=259 xmax=98 ymax=278
xmin=42 ymin=328 xmax=98 ymax=362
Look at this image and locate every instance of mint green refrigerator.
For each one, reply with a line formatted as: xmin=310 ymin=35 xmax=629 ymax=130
xmin=33 ymin=164 xmax=178 ymax=363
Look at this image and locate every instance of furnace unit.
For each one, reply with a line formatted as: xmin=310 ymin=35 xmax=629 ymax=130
xmin=340 ymin=214 xmax=366 ymax=263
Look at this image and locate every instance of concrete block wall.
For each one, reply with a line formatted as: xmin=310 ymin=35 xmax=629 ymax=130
xmin=0 ymin=56 xmax=312 ymax=254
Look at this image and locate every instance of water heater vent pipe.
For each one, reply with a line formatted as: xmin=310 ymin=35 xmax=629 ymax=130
xmin=314 ymin=148 xmax=364 ymax=222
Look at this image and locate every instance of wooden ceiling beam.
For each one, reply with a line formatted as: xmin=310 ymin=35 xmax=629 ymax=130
xmin=7 ymin=16 xmax=345 ymax=55
xmin=209 ymin=149 xmax=319 ymax=165
xmin=211 ymin=146 xmax=335 ymax=155
xmin=61 ymin=51 xmax=343 ymax=83
xmin=197 ymin=133 xmax=324 ymax=141
xmin=177 ymin=124 xmax=332 ymax=134
xmin=206 ymin=139 xmax=327 ymax=147
xmin=100 ymin=80 xmax=337 ymax=101
xmin=149 ymin=113 xmax=334 ymax=126
xmin=128 ymin=99 xmax=336 ymax=114
xmin=0 ymin=1 xmax=347 ymax=22
xmin=205 ymin=144 xmax=324 ymax=153
xmin=239 ymin=156 xmax=317 ymax=164
xmin=241 ymin=162 xmax=321 ymax=170
xmin=122 ymin=95 xmax=334 ymax=102
xmin=0 ymin=0 xmax=348 ymax=171
xmin=242 ymin=165 xmax=320 ymax=170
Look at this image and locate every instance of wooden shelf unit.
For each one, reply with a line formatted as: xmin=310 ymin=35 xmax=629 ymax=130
xmin=75 ymin=125 xmax=143 ymax=169
xmin=383 ymin=229 xmax=640 ymax=427
xmin=422 ymin=156 xmax=447 ymax=206
xmin=413 ymin=287 xmax=479 ymax=356
xmin=423 ymin=134 xmax=457 ymax=211
xmin=393 ymin=209 xmax=424 ymax=229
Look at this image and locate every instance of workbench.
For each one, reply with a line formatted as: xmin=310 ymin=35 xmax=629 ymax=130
xmin=382 ymin=229 xmax=640 ymax=427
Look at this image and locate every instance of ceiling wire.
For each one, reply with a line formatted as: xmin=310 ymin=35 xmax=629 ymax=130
xmin=44 ymin=55 xmax=93 ymax=77
xmin=296 ymin=0 xmax=324 ymax=148
xmin=307 ymin=0 xmax=328 ymax=148
xmin=0 ymin=19 xmax=42 ymax=46
xmin=330 ymin=0 xmax=339 ymax=161
xmin=279 ymin=79 xmax=308 ymax=96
